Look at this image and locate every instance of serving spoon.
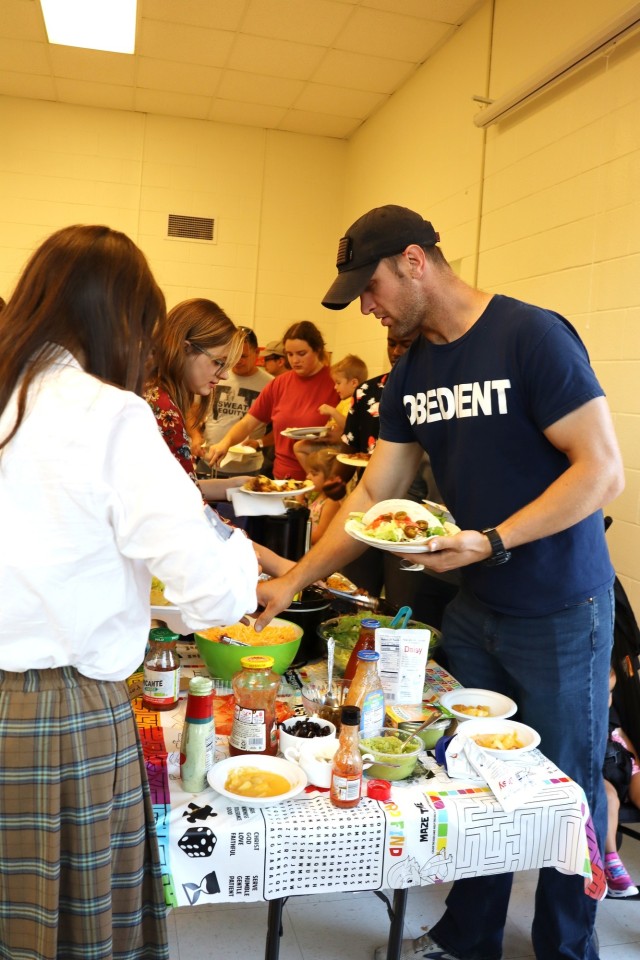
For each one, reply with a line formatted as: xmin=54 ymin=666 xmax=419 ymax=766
xmin=401 ymin=711 xmax=458 ymax=751
xmin=400 ymin=714 xmax=442 ymax=751
xmin=324 ymin=637 xmax=338 ymax=708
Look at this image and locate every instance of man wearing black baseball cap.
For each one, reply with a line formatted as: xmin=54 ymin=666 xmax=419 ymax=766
xmin=257 ymin=203 xmax=624 ymax=960
xmin=322 ymin=205 xmax=439 ymax=310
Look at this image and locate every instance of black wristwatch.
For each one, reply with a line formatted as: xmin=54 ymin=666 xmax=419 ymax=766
xmin=481 ymin=528 xmax=511 ymax=566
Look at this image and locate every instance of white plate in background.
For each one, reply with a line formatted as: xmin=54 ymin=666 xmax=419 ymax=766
xmin=439 ymin=688 xmax=517 ymax=720
xmin=281 ymin=426 xmax=329 ymax=439
xmin=337 ymin=453 xmax=372 ymax=468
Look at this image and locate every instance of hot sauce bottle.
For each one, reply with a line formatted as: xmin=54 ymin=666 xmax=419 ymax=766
xmin=229 ymin=655 xmax=280 ymax=757
xmin=330 ymin=705 xmax=363 ymax=808
xmin=343 ymin=618 xmax=380 ymax=682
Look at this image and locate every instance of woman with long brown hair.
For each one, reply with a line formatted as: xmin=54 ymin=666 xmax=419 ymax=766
xmin=144 ymin=297 xmax=247 ymax=499
xmin=0 ymin=225 xmax=258 ymax=960
xmin=144 ymin=301 xmax=294 ymax=575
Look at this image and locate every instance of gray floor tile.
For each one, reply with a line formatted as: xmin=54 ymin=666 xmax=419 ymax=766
xmin=285 ymin=891 xmax=399 ymax=960
xmin=174 ymin=901 xmax=303 ymax=960
xmin=599 ymin=946 xmax=640 ymax=959
xmin=166 ymin=907 xmax=180 ymax=960
xmin=169 ymin=840 xmax=640 ymax=960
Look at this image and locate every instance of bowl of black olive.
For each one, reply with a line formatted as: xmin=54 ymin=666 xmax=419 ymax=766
xmin=278 ymin=715 xmax=337 ymax=758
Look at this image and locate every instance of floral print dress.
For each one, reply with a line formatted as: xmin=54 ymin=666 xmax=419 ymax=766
xmin=144 ymin=383 xmax=197 ymax=483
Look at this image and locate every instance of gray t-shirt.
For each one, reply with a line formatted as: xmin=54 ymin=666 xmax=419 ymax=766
xmin=204 ymin=368 xmax=272 ymax=474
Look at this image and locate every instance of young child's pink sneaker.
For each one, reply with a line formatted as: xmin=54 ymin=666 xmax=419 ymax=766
xmin=605 ymin=852 xmax=639 ymax=898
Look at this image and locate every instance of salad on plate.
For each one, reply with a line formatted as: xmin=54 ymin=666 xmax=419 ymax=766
xmin=346 ymin=498 xmax=459 ymax=546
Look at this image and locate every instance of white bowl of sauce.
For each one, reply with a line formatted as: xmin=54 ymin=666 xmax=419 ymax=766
xmin=207 ymin=754 xmax=307 ymax=806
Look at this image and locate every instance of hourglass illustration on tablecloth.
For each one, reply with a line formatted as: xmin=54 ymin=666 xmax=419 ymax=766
xmin=182 ymin=870 xmax=221 ymax=904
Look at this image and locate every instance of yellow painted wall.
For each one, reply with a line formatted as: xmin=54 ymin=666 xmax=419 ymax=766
xmin=0 ymin=0 xmax=638 ymax=612
xmin=0 ymin=97 xmax=346 ymax=349
xmin=336 ymin=2 xmax=493 ymax=374
xmin=340 ymin=0 xmax=640 ymax=613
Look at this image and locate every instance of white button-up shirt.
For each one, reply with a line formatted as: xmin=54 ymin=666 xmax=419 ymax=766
xmin=0 ymin=351 xmax=258 ymax=680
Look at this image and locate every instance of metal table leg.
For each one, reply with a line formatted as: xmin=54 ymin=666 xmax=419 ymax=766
xmin=387 ymin=889 xmax=408 ymax=960
xmin=374 ymin=888 xmax=408 ymax=960
xmin=265 ymin=897 xmax=285 ymax=960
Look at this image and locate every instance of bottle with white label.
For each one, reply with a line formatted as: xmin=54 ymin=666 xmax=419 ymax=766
xmin=330 ymin=705 xmax=363 ymax=808
xmin=180 ymin=676 xmax=215 ymax=793
xmin=142 ymin=626 xmax=180 ymax=711
xmin=345 ymin=650 xmax=385 ymax=739
xmin=229 ymin=655 xmax=279 ymax=757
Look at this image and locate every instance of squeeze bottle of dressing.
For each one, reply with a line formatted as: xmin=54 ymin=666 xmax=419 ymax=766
xmin=345 ymin=650 xmax=385 ymax=739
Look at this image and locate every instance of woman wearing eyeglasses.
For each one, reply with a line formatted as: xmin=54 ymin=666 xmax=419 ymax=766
xmin=145 ymin=299 xmax=293 ymax=576
xmin=144 ymin=298 xmax=250 ymax=501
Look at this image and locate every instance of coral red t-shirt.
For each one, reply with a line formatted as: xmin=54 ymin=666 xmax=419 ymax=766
xmin=249 ymin=366 xmax=339 ymax=479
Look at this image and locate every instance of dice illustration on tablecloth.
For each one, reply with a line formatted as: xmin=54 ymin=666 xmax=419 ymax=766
xmin=178 ymin=826 xmax=217 ymax=858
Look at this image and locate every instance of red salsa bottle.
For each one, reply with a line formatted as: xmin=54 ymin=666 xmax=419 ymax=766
xmin=142 ymin=626 xmax=180 ymax=711
xmin=343 ymin=618 xmax=380 ymax=682
xmin=229 ymin=655 xmax=280 ymax=757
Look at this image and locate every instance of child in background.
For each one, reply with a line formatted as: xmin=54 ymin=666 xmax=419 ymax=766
xmin=306 ymin=449 xmax=343 ymax=544
xmin=320 ymin=354 xmax=369 ymax=436
xmin=603 ymin=665 xmax=640 ymax=897
xmin=293 ymin=354 xmax=367 ymax=475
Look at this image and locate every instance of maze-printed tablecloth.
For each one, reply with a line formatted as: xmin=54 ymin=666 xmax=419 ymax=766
xmin=131 ymin=656 xmax=602 ymax=908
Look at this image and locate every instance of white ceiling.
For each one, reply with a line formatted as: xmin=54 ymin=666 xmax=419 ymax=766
xmin=0 ymin=0 xmax=481 ymax=139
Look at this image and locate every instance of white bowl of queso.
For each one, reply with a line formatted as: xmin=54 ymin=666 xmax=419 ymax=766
xmin=207 ymin=754 xmax=307 ymax=806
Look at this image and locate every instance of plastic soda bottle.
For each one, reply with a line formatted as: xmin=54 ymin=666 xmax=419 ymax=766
xmin=180 ymin=676 xmax=215 ymax=793
xmin=345 ymin=649 xmax=385 ymax=739
xmin=330 ymin=705 xmax=363 ymax=808
xmin=229 ymin=655 xmax=280 ymax=756
xmin=143 ymin=626 xmax=180 ymax=711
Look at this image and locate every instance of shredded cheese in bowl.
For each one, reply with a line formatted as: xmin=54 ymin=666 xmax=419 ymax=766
xmin=197 ymin=623 xmax=298 ymax=646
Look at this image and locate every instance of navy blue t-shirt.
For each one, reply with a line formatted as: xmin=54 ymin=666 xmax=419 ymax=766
xmin=379 ymin=295 xmax=614 ymax=615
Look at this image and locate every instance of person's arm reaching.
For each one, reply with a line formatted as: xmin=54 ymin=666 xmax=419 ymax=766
xmin=254 ymin=439 xmax=423 ymax=628
xmin=406 ymin=396 xmax=625 ymax=572
xmin=206 ymin=412 xmax=264 ymax=468
xmin=253 ymin=543 xmax=296 ymax=578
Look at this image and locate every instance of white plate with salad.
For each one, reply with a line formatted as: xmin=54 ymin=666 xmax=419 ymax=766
xmin=344 ymin=499 xmax=460 ymax=554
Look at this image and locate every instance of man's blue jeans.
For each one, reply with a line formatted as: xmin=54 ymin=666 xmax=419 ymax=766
xmin=429 ymin=586 xmax=614 ymax=960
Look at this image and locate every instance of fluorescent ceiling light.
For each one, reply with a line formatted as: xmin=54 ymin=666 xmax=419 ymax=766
xmin=41 ymin=0 xmax=137 ymax=55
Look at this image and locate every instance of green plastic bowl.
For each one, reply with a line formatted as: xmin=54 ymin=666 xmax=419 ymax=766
xmin=359 ymin=727 xmax=423 ymax=781
xmin=399 ymin=717 xmax=454 ymax=750
xmin=194 ymin=618 xmax=303 ymax=681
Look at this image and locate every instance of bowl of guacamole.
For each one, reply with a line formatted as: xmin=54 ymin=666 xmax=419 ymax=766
xmin=359 ymin=727 xmax=423 ymax=780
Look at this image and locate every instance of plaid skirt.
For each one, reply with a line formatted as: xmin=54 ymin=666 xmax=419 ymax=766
xmin=0 ymin=667 xmax=169 ymax=960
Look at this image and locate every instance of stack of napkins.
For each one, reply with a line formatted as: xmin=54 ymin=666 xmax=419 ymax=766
xmin=228 ymin=488 xmax=286 ymax=517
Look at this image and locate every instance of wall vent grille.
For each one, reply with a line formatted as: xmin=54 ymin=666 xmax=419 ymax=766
xmin=167 ymin=214 xmax=215 ymax=242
